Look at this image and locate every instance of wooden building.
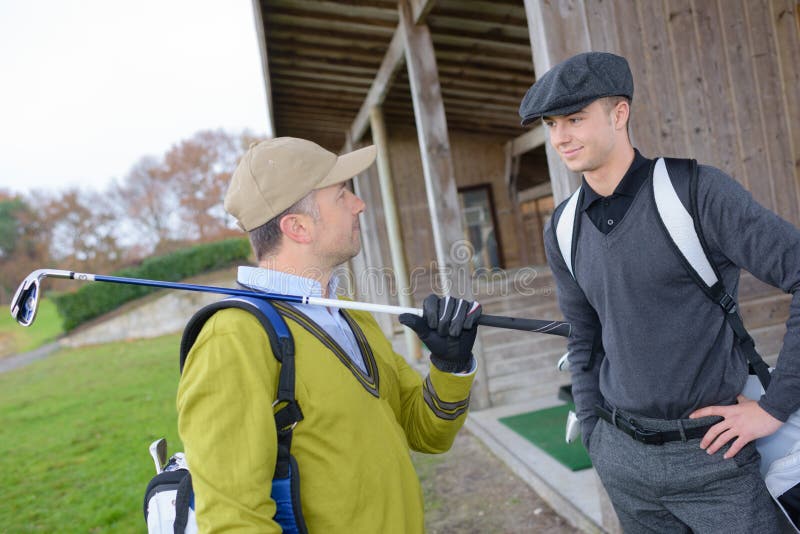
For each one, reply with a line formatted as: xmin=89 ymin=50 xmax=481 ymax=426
xmin=252 ymin=0 xmax=800 ymax=410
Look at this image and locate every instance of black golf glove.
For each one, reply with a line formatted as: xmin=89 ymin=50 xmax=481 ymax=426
xmin=399 ymin=294 xmax=482 ymax=373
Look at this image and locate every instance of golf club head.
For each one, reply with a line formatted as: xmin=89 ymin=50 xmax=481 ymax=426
xmin=10 ymin=271 xmax=43 ymax=327
xmin=149 ymin=438 xmax=168 ymax=474
xmin=9 ymin=269 xmax=72 ymax=327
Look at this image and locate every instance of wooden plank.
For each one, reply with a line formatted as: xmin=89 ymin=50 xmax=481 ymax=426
xmin=665 ymin=0 xmax=713 ymax=164
xmin=424 ymin=13 xmax=530 ymax=39
xmin=349 ymin=28 xmax=406 ymax=143
xmin=432 ymin=47 xmax=534 ymax=70
xmin=268 ymin=56 xmax=377 ymax=76
xmin=436 ymin=0 xmax=527 ymax=19
xmin=613 ymin=0 xmax=660 ymax=155
xmin=267 ymin=42 xmax=384 ymax=65
xmin=690 ymin=0 xmax=741 ymax=175
xmin=718 ymin=0 xmax=773 ymax=204
xmin=270 ymin=69 xmax=373 ymax=87
xmin=272 ymin=78 xmax=369 ymax=94
xmin=769 ymin=0 xmax=800 ymax=224
xmin=267 ymin=0 xmax=398 ymax=22
xmin=431 ymin=32 xmax=534 ymax=55
xmin=636 ymin=1 xmax=686 ymax=157
xmin=264 ymin=12 xmax=396 ymax=36
xmin=749 ymin=0 xmax=797 ymax=220
xmin=399 ymin=0 xmax=490 ymax=408
xmin=584 ymin=0 xmax=620 ymax=52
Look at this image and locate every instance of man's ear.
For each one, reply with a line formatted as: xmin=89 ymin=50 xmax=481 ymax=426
xmin=614 ymin=100 xmax=630 ymax=131
xmin=279 ymin=213 xmax=313 ymax=244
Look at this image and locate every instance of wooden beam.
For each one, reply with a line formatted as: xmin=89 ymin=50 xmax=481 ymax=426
xmin=265 ymin=12 xmax=396 ymax=37
xmin=251 ymin=0 xmax=275 ymax=137
xmin=518 ymin=181 xmax=553 ymax=203
xmin=349 ymin=27 xmax=406 ymax=143
xmin=509 ymin=124 xmax=546 ymax=157
xmin=409 ymin=0 xmax=435 ymax=24
xmin=267 ymin=0 xmax=398 ymax=22
xmin=369 ymin=106 xmax=422 ymax=362
xmin=523 ymin=0 xmax=590 ymax=203
xmin=399 ymin=0 xmax=490 ymax=408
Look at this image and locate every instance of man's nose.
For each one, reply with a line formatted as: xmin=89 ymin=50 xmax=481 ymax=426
xmin=352 ymin=193 xmax=366 ymax=214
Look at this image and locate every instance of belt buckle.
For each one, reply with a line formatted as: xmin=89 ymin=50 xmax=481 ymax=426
xmin=633 ymin=427 xmax=664 ymax=445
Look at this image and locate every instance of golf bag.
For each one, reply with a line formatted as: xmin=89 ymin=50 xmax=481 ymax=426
xmin=554 ymin=157 xmax=800 ymax=531
xmin=144 ymin=296 xmax=308 ymax=533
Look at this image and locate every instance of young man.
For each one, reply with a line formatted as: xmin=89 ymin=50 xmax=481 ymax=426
xmin=520 ymin=52 xmax=800 ymax=532
xmin=177 ymin=137 xmax=481 ymax=532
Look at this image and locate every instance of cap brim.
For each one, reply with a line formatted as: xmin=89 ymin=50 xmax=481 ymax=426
xmin=317 ymin=145 xmax=377 ymax=188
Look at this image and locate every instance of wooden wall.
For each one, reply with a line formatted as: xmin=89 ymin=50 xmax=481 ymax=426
xmin=591 ymin=0 xmax=800 ymax=224
xmin=357 ymin=127 xmax=528 ymax=302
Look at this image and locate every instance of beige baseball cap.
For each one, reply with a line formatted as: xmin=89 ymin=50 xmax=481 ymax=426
xmin=224 ymin=137 xmax=377 ymax=231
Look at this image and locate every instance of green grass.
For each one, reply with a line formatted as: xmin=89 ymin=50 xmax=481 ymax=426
xmin=499 ymin=403 xmax=592 ymax=471
xmin=0 ymin=298 xmax=64 ymax=358
xmin=0 ymin=334 xmax=182 ymax=532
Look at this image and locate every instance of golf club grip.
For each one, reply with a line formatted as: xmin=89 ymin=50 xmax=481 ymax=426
xmin=477 ymin=314 xmax=571 ymax=337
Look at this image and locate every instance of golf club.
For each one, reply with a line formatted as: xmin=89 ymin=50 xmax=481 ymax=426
xmin=148 ymin=438 xmax=167 ymax=474
xmin=10 ymin=269 xmax=571 ymax=337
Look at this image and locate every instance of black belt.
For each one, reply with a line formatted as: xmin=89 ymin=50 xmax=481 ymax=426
xmin=594 ymin=405 xmax=714 ymax=446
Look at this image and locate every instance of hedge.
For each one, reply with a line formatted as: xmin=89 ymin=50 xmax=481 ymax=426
xmin=54 ymin=238 xmax=252 ymax=331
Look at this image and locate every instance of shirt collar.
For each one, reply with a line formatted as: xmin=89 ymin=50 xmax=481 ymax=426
xmin=237 ymin=266 xmax=338 ymax=298
xmin=580 ymin=149 xmax=650 ymax=211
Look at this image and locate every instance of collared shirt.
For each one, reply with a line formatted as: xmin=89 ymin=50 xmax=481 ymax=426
xmin=237 ymin=266 xmax=367 ymax=373
xmin=581 ymin=149 xmax=652 ymax=234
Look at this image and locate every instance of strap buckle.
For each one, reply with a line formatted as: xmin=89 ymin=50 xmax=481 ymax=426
xmin=717 ymin=292 xmax=737 ymax=313
xmin=632 ymin=427 xmax=664 ymax=445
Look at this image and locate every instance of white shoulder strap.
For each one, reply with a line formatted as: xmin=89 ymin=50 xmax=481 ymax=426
xmin=555 ymin=187 xmax=582 ymax=278
xmin=652 ymin=158 xmax=718 ymax=287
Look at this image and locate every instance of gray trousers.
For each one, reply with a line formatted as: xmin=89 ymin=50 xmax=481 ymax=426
xmin=588 ymin=409 xmax=785 ymax=533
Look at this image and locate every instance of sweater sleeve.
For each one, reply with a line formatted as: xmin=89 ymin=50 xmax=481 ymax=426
xmin=176 ymin=309 xmax=283 ymax=533
xmin=395 ymin=354 xmax=476 ymax=454
xmin=696 ymin=166 xmax=800 ymax=422
xmin=543 ymin=216 xmax=604 ymax=449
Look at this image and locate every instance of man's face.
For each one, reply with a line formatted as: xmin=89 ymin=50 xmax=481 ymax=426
xmin=543 ymin=99 xmax=618 ymax=174
xmin=309 ymin=181 xmax=366 ymax=267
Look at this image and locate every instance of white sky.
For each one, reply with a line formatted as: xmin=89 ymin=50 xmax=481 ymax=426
xmin=0 ymin=0 xmax=270 ymax=195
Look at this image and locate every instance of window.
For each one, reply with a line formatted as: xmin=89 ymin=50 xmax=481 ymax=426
xmin=458 ymin=185 xmax=503 ymax=270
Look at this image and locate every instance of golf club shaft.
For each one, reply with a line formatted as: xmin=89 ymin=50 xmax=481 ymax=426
xmin=34 ymin=270 xmax=573 ymax=337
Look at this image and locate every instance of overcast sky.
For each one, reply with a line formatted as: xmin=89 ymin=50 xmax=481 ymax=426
xmin=0 ymin=0 xmax=270 ymax=195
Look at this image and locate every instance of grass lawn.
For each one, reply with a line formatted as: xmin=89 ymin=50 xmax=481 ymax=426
xmin=0 ymin=334 xmax=182 ymax=532
xmin=0 ymin=298 xmax=64 ymax=358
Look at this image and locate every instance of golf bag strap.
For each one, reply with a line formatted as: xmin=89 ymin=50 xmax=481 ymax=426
xmin=553 ymin=187 xmax=603 ymax=372
xmin=653 ymin=157 xmax=771 ymax=389
xmin=173 ymin=472 xmax=193 ymax=534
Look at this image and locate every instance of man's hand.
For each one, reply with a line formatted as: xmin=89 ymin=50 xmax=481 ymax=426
xmin=398 ymin=294 xmax=482 ymax=373
xmin=689 ymin=395 xmax=783 ymax=458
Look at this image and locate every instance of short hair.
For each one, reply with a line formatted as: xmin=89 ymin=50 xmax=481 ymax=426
xmin=600 ymin=96 xmax=632 ymax=133
xmin=248 ymin=191 xmax=319 ymax=261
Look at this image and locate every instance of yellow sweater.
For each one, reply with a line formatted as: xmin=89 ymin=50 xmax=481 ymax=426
xmin=177 ymin=304 xmax=474 ymax=533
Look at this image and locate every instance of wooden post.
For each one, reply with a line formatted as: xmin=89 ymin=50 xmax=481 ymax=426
xmin=370 ymin=105 xmax=422 ymax=362
xmin=398 ymin=0 xmax=490 ymax=409
xmin=250 ymin=0 xmax=275 ymax=138
xmin=346 ymin=135 xmax=394 ymax=335
xmin=522 ymin=0 xmax=592 ymax=204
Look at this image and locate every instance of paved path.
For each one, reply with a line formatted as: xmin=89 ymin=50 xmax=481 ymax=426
xmin=0 ymin=342 xmax=61 ymax=373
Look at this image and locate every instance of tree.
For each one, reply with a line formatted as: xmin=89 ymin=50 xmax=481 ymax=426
xmin=164 ymin=129 xmax=247 ymax=242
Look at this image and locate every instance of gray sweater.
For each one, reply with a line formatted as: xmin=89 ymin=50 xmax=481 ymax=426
xmin=544 ymin=161 xmax=800 ymax=447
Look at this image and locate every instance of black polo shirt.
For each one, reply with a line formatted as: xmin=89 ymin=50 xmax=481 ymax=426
xmin=581 ymin=149 xmax=652 ymax=234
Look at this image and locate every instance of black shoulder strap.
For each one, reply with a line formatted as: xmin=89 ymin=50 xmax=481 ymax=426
xmin=656 ymin=157 xmax=771 ymax=389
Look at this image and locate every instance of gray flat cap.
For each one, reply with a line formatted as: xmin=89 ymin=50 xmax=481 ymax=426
xmin=519 ymin=52 xmax=633 ymax=125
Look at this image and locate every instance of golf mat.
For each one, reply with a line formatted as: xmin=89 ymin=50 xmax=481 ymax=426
xmin=499 ymin=403 xmax=592 ymax=471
